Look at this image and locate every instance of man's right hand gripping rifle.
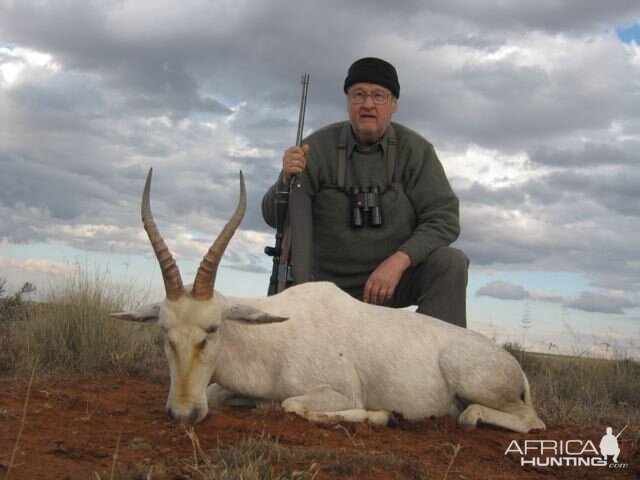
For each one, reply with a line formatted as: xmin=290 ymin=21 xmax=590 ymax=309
xmin=282 ymin=144 xmax=310 ymax=184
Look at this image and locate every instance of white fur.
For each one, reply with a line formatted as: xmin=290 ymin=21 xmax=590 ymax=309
xmin=114 ymin=281 xmax=545 ymax=432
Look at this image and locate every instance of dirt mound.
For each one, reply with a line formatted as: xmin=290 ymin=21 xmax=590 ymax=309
xmin=0 ymin=374 xmax=637 ymax=479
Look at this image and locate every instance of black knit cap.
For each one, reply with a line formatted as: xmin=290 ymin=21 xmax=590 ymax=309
xmin=343 ymin=57 xmax=400 ymax=99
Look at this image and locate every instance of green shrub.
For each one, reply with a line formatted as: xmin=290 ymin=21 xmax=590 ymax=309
xmin=0 ymin=278 xmax=35 ymax=325
xmin=0 ymin=278 xmax=36 ymax=375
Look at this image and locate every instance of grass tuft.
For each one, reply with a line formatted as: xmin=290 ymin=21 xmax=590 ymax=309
xmin=181 ymin=429 xmax=317 ymax=480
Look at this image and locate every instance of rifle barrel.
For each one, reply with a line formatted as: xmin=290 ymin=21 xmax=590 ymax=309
xmin=290 ymin=73 xmax=309 ymax=189
xmin=615 ymin=425 xmax=628 ymax=438
xmin=296 ymin=74 xmax=310 ymax=147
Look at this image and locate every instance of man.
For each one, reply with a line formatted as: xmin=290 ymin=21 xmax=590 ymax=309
xmin=262 ymin=57 xmax=469 ymax=327
xmin=599 ymin=427 xmax=621 ymax=463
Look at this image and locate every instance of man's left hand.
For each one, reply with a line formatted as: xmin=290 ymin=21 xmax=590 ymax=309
xmin=363 ymin=251 xmax=411 ymax=306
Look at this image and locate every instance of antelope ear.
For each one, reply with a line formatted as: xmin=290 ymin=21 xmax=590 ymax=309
xmin=110 ymin=302 xmax=161 ymax=323
xmin=226 ymin=304 xmax=288 ymax=324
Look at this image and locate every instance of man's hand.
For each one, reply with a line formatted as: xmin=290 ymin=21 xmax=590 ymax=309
xmin=282 ymin=144 xmax=310 ymax=183
xmin=363 ymin=251 xmax=412 ymax=306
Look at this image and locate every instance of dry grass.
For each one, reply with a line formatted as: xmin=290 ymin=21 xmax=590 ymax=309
xmin=0 ymin=269 xmax=164 ymax=379
xmin=107 ymin=428 xmax=432 ymax=480
xmin=105 ymin=429 xmax=320 ymax=480
xmin=4 ymin=362 xmax=36 ymax=480
xmin=504 ymin=342 xmax=640 ymax=433
xmin=183 ymin=429 xmax=314 ymax=480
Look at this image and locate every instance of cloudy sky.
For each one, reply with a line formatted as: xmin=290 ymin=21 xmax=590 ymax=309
xmin=1 ymin=0 xmax=639 ymax=357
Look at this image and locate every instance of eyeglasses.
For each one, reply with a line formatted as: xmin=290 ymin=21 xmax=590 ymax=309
xmin=348 ymin=90 xmax=392 ymax=105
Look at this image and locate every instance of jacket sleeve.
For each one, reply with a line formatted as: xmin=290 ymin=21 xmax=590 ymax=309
xmin=398 ymin=143 xmax=460 ymax=265
xmin=261 ymin=172 xmax=288 ymax=228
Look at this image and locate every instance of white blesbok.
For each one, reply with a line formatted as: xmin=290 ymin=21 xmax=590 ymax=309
xmin=111 ymin=169 xmax=545 ymax=433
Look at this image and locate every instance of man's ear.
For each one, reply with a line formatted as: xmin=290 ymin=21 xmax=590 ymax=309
xmin=226 ymin=304 xmax=288 ymax=325
xmin=110 ymin=302 xmax=161 ymax=323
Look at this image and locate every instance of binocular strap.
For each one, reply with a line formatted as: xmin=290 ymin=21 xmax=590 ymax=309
xmin=337 ymin=121 xmax=398 ymax=190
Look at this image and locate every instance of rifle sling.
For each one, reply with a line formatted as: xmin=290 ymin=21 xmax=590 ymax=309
xmin=277 ymin=175 xmax=312 ymax=293
xmin=337 ymin=122 xmax=398 ymax=189
xmin=288 ymin=181 xmax=313 ymax=288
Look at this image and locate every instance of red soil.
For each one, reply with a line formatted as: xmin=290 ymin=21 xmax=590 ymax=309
xmin=0 ymin=374 xmax=637 ymax=479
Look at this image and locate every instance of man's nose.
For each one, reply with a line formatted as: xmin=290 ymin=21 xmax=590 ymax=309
xmin=362 ymin=94 xmax=376 ymax=107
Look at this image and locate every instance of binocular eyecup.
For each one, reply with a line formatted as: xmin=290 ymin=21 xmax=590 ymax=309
xmin=350 ymin=185 xmax=382 ymax=227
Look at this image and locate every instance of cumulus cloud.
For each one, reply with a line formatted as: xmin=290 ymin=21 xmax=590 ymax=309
xmin=0 ymin=1 xmax=639 ymax=311
xmin=476 ymin=280 xmax=636 ymax=314
xmin=476 ymin=281 xmax=530 ymax=300
xmin=566 ymin=292 xmax=636 ymax=315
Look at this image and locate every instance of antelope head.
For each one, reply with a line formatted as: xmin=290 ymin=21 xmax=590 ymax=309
xmin=112 ymin=169 xmax=286 ymax=423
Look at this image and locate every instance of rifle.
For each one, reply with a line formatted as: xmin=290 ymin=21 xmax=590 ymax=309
xmin=265 ymin=74 xmax=310 ymax=296
xmin=615 ymin=425 xmax=627 ymax=438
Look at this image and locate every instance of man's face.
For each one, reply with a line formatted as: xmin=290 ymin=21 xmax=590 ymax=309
xmin=347 ymin=82 xmax=398 ymax=146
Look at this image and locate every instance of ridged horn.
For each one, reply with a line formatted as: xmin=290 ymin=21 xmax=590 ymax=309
xmin=141 ymin=168 xmax=185 ymax=301
xmin=192 ymin=172 xmax=246 ymax=300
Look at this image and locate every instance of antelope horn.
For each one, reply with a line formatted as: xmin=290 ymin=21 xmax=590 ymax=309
xmin=141 ymin=168 xmax=185 ymax=301
xmin=192 ymin=171 xmax=246 ymax=300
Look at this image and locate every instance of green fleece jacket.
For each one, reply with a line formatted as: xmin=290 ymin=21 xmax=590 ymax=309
xmin=262 ymin=121 xmax=460 ymax=290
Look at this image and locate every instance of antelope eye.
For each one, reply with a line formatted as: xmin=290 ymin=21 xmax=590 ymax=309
xmin=205 ymin=325 xmax=218 ymax=334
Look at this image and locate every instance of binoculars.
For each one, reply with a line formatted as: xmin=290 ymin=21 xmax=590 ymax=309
xmin=349 ymin=186 xmax=382 ymax=227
